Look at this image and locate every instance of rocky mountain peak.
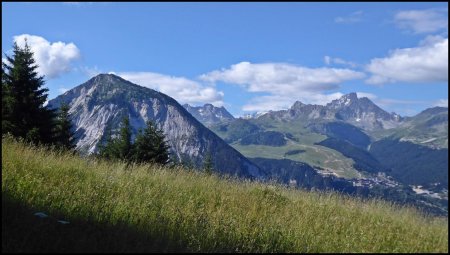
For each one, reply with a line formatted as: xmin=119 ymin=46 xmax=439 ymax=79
xmin=324 ymin=92 xmax=403 ymax=130
xmin=89 ymin=73 xmax=125 ymax=86
xmin=48 ymin=76 xmax=264 ymax=179
xmin=291 ymin=101 xmax=305 ymax=109
xmin=344 ymin=92 xmax=358 ymax=100
xmin=183 ymin=103 xmax=235 ymax=126
xmin=262 ymin=92 xmax=403 ymax=131
xmin=328 ymin=92 xmax=359 ymax=109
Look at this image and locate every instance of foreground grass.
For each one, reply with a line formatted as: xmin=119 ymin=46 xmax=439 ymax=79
xmin=2 ymin=137 xmax=448 ymax=252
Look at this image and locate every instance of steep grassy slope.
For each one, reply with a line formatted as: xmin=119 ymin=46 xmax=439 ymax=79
xmin=2 ymin=137 xmax=448 ymax=252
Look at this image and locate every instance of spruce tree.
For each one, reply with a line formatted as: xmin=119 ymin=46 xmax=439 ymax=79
xmin=152 ymin=124 xmax=170 ymax=165
xmin=118 ymin=116 xmax=132 ymax=160
xmin=2 ymin=41 xmax=56 ymax=144
xmin=203 ymin=151 xmax=214 ymax=175
xmin=132 ymin=120 xmax=170 ymax=165
xmin=97 ymin=128 xmax=115 ymax=160
xmin=55 ymin=102 xmax=76 ymax=150
xmin=2 ymin=65 xmax=15 ymax=134
xmin=98 ymin=116 xmax=132 ymax=161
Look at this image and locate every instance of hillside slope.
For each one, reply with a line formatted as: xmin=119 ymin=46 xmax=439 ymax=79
xmin=2 ymin=137 xmax=448 ymax=253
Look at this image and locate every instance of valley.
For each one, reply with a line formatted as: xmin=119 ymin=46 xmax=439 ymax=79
xmin=195 ymin=94 xmax=448 ymax=215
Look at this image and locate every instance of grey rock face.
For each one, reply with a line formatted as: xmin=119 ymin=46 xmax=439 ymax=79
xmin=326 ymin=93 xmax=402 ymax=130
xmin=259 ymin=93 xmax=402 ymax=131
xmin=48 ymin=74 xmax=265 ymax=179
xmin=183 ymin=103 xmax=235 ymax=126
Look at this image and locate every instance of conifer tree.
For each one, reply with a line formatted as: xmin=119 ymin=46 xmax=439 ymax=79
xmin=97 ymin=128 xmax=115 ymax=159
xmin=132 ymin=120 xmax=170 ymax=165
xmin=2 ymin=41 xmax=56 ymax=144
xmin=117 ymin=116 xmax=132 ymax=160
xmin=98 ymin=116 xmax=132 ymax=161
xmin=55 ymin=102 xmax=76 ymax=150
xmin=203 ymin=151 xmax=214 ymax=175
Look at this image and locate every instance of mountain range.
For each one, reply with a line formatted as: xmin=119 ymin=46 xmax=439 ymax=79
xmin=209 ymin=93 xmax=448 ymax=194
xmin=48 ymin=73 xmax=448 ymax=215
xmin=259 ymin=92 xmax=402 ymax=131
xmin=48 ymin=74 xmax=265 ymax=179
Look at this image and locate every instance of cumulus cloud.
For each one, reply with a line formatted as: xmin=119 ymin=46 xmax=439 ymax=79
xmin=13 ymin=34 xmax=81 ymax=79
xmin=394 ymin=8 xmax=448 ymax=34
xmin=200 ymin=62 xmax=365 ymax=95
xmin=366 ymin=35 xmax=448 ymax=84
xmin=335 ymin=10 xmax=364 ymax=24
xmin=200 ymin=61 xmax=365 ymax=112
xmin=116 ymin=72 xmax=224 ymax=106
xmin=324 ymin=56 xmax=358 ymax=68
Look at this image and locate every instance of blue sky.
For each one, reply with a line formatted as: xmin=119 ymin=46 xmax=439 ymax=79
xmin=2 ymin=2 xmax=448 ymax=116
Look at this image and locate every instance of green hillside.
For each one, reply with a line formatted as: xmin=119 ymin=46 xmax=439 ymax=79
xmin=211 ymin=119 xmax=364 ymax=179
xmin=2 ymin=137 xmax=448 ymax=252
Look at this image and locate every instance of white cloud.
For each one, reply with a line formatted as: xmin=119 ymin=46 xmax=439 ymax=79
xmin=13 ymin=34 xmax=81 ymax=79
xmin=200 ymin=61 xmax=364 ymax=112
xmin=200 ymin=62 xmax=365 ymax=95
xmin=335 ymin=11 xmax=364 ymax=24
xmin=433 ymin=99 xmax=448 ymax=107
xmin=366 ymin=36 xmax=448 ymax=84
xmin=58 ymin=88 xmax=69 ymax=94
xmin=394 ymin=8 xmax=448 ymax=34
xmin=324 ymin=55 xmax=358 ymax=68
xmin=355 ymin=92 xmax=377 ymax=100
xmin=116 ymin=72 xmax=224 ymax=106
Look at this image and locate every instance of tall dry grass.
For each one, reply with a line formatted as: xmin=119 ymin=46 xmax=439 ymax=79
xmin=2 ymin=136 xmax=448 ymax=252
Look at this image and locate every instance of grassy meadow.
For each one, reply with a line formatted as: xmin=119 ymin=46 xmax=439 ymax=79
xmin=2 ymin=136 xmax=448 ymax=252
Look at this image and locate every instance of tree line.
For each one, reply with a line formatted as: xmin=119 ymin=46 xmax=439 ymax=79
xmin=97 ymin=116 xmax=171 ymax=165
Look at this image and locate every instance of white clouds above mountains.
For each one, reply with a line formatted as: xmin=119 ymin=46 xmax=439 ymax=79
xmin=200 ymin=62 xmax=365 ymax=95
xmin=366 ymin=35 xmax=448 ymax=84
xmin=13 ymin=34 xmax=80 ymax=79
xmin=394 ymin=8 xmax=448 ymax=34
xmin=116 ymin=72 xmax=224 ymax=106
xmin=200 ymin=61 xmax=365 ymax=112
